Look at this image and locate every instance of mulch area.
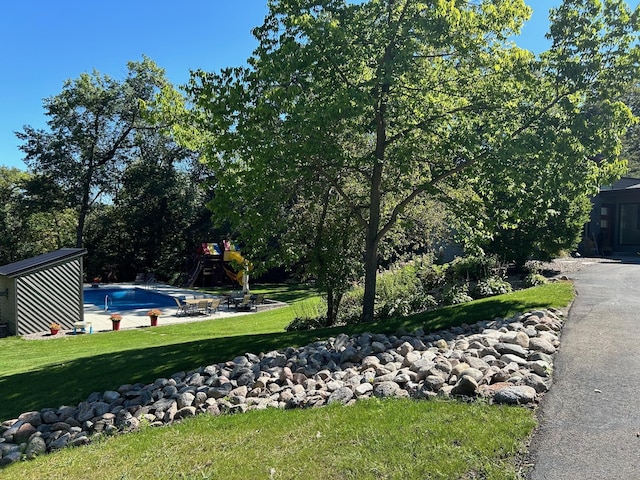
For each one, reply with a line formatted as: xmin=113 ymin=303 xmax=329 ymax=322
xmin=21 ymin=329 xmax=89 ymax=341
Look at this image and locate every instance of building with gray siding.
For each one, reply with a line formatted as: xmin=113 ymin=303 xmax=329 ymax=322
xmin=0 ymin=248 xmax=87 ymax=336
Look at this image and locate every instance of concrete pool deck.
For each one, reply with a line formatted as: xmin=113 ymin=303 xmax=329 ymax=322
xmin=77 ymin=283 xmax=286 ymax=334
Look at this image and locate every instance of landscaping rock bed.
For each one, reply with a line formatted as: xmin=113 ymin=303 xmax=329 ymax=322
xmin=0 ymin=308 xmax=563 ymax=467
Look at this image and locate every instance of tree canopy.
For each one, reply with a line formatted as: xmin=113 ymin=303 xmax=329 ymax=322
xmin=16 ymin=56 xmax=171 ymax=248
xmin=183 ymin=0 xmax=639 ymax=322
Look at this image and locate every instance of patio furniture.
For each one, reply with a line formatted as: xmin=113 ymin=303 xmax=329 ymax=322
xmin=253 ymin=294 xmax=265 ymax=306
xmin=235 ymin=294 xmax=253 ymax=311
xmin=174 ymin=297 xmax=192 ymax=316
xmin=207 ymin=298 xmax=221 ymax=314
xmin=197 ymin=299 xmax=209 ymax=315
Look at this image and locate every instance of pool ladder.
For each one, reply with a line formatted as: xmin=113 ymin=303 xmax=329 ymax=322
xmin=104 ymin=295 xmax=113 ymax=311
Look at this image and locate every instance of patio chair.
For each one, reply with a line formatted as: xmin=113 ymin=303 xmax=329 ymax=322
xmin=197 ymin=299 xmax=209 ymax=315
xmin=235 ymin=294 xmax=253 ymax=311
xmin=253 ymin=294 xmax=265 ymax=306
xmin=174 ymin=297 xmax=190 ymax=317
xmin=207 ymin=298 xmax=221 ymax=314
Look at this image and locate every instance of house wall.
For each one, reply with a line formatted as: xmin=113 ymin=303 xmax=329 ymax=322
xmin=14 ymin=257 xmax=85 ymax=335
xmin=589 ymin=189 xmax=640 ymax=254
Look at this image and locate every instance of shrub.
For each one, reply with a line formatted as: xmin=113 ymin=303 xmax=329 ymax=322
xmin=442 ymin=283 xmax=473 ymax=305
xmin=336 ymin=287 xmax=365 ymax=325
xmin=285 ymin=300 xmax=327 ymax=331
xmin=375 ymin=266 xmax=422 ymax=318
xmin=523 ymin=273 xmax=548 ymax=288
xmin=449 ymin=255 xmax=501 ymax=281
xmin=524 ymin=260 xmax=543 ymax=274
xmin=335 ymin=259 xmax=441 ymax=324
xmin=285 ymin=316 xmax=327 ymax=331
xmin=417 ymin=262 xmax=449 ymax=291
xmin=473 ymin=277 xmax=513 ymax=298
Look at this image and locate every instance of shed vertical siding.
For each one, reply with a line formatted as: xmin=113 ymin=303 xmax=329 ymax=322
xmin=15 ymin=258 xmax=84 ymax=335
xmin=0 ymin=276 xmax=15 ymax=334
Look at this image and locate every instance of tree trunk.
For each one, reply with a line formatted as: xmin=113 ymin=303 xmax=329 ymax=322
xmin=76 ymin=177 xmax=92 ymax=248
xmin=361 ymin=234 xmax=379 ymax=323
xmin=361 ymin=162 xmax=383 ymax=323
xmin=326 ymin=288 xmax=335 ymax=327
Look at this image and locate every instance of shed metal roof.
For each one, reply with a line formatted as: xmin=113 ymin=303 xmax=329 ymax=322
xmin=0 ymin=248 xmax=87 ymax=278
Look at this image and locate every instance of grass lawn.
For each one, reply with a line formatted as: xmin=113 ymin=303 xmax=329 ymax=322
xmin=0 ymin=281 xmax=573 ymax=478
xmin=3 ymin=399 xmax=537 ymax=480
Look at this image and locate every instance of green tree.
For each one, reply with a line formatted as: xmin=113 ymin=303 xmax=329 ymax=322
xmin=621 ymin=84 xmax=640 ymax=177
xmin=0 ymin=167 xmax=30 ymax=264
xmin=0 ymin=167 xmax=77 ymax=264
xmin=186 ymin=0 xmax=638 ymax=322
xmin=83 ymin=133 xmax=214 ymax=282
xmin=16 ymin=56 xmax=170 ymax=248
xmin=458 ymin=0 xmax=638 ymax=266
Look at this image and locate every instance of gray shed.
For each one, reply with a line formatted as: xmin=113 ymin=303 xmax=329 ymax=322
xmin=0 ymin=248 xmax=87 ymax=336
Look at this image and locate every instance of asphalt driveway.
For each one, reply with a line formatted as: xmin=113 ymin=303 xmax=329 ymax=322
xmin=528 ymin=258 xmax=640 ymax=479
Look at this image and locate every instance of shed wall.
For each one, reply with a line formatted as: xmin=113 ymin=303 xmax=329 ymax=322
xmin=15 ymin=258 xmax=84 ymax=335
xmin=0 ymin=276 xmax=15 ymax=335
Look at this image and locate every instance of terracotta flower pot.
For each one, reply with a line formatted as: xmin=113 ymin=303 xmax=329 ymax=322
xmin=149 ymin=315 xmax=158 ymax=327
xmin=50 ymin=328 xmax=59 ymax=335
xmin=112 ymin=320 xmax=121 ymax=331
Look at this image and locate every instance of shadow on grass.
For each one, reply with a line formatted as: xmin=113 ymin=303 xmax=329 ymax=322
xmin=0 ymin=283 xmax=570 ymax=421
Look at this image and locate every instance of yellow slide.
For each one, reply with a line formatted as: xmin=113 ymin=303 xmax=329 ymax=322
xmin=223 ymin=250 xmax=252 ymax=286
xmin=223 ymin=250 xmax=245 ymax=265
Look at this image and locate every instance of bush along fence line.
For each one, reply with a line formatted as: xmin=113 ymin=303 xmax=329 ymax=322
xmin=0 ymin=309 xmax=562 ymax=467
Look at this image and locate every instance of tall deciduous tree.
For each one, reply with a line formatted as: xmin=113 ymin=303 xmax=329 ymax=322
xmin=621 ymin=84 xmax=640 ymax=176
xmin=16 ymin=56 xmax=170 ymax=247
xmin=0 ymin=167 xmax=77 ymax=264
xmin=0 ymin=167 xmax=30 ymax=263
xmin=187 ymin=0 xmax=639 ymax=322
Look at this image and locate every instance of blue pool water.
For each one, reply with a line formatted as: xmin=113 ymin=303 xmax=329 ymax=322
xmin=84 ymin=287 xmax=177 ymax=312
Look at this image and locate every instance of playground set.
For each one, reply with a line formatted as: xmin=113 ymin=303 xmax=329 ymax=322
xmin=185 ymin=242 xmax=251 ymax=289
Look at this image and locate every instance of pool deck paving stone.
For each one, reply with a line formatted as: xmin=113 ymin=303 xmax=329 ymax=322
xmin=32 ymin=283 xmax=283 ymax=339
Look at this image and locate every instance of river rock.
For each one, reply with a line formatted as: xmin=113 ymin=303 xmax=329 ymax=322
xmin=374 ymin=381 xmax=401 ymax=398
xmin=1 ymin=308 xmax=565 ymax=467
xmin=451 ymin=375 xmax=478 ymax=396
xmin=529 ymin=337 xmax=557 ymax=355
xmin=494 ymin=386 xmax=537 ymax=405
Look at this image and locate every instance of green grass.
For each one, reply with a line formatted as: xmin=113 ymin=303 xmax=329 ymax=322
xmin=0 ymin=281 xmax=573 ymax=479
xmin=3 ymin=399 xmax=536 ymax=480
xmin=0 ymin=282 xmax=572 ymax=422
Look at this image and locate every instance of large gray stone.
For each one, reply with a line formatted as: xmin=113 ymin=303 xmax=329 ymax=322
xmin=176 ymin=392 xmax=195 ymax=409
xmin=494 ymin=342 xmax=528 ymax=358
xmin=373 ymin=381 xmax=401 ymax=398
xmin=14 ymin=422 xmax=37 ymax=444
xmin=24 ymin=436 xmax=47 ymax=460
xmin=0 ymin=450 xmax=22 ymax=466
xmin=451 ymin=375 xmax=478 ymax=396
xmin=499 ymin=331 xmax=530 ymax=349
xmin=529 ymin=337 xmax=557 ymax=354
xmin=328 ymin=387 xmax=355 ymax=405
xmin=174 ymin=407 xmax=197 ymax=420
xmin=103 ymin=390 xmax=121 ymax=404
xmin=18 ymin=411 xmax=42 ymax=428
xmin=523 ymin=373 xmax=549 ymax=393
xmin=500 ymin=354 xmax=529 ymax=366
xmin=494 ymin=386 xmax=537 ymax=404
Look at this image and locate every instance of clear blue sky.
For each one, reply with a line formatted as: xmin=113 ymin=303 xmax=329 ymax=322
xmin=0 ymin=1 xmax=559 ymax=171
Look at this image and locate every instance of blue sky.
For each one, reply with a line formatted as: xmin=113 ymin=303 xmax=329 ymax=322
xmin=0 ymin=1 xmax=559 ymax=171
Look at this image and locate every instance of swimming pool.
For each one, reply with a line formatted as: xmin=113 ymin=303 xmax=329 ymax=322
xmin=84 ymin=287 xmax=177 ymax=312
